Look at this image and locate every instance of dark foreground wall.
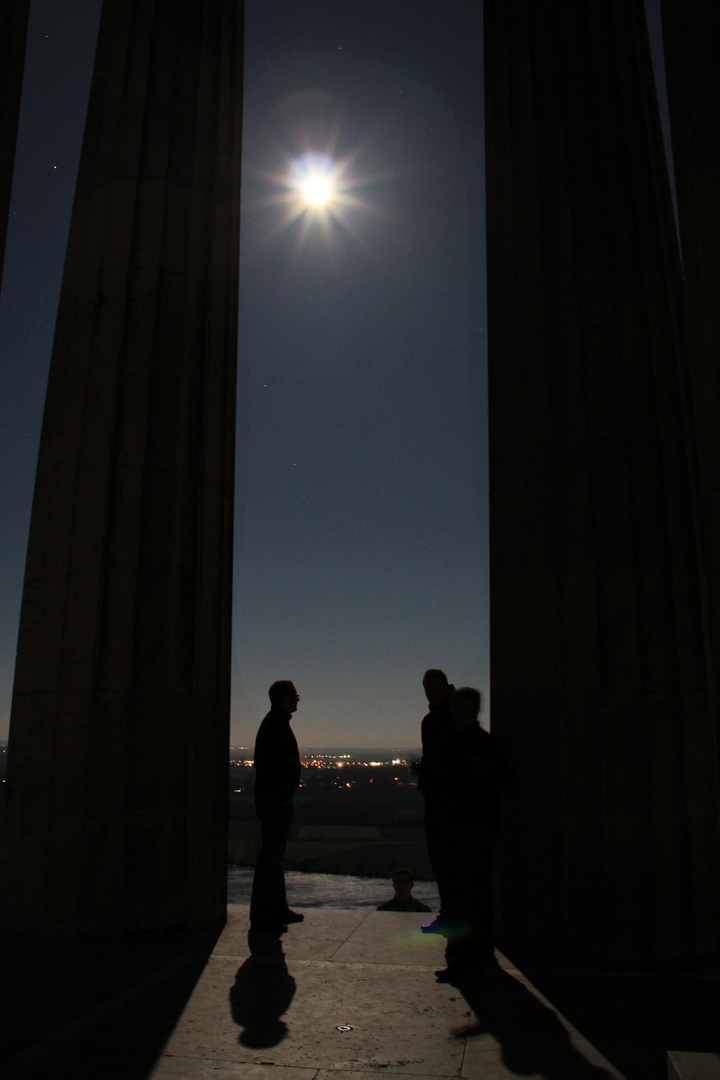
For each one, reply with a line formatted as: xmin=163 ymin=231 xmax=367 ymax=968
xmin=662 ymin=0 xmax=720 ymax=710
xmin=485 ymin=0 xmax=720 ymax=963
xmin=0 ymin=0 xmax=243 ymax=937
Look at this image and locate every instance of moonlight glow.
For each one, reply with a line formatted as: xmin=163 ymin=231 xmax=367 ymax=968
xmin=290 ymin=153 xmax=336 ymax=207
xmin=302 ymin=175 xmax=333 ymax=205
xmin=246 ymin=144 xmax=383 ymax=258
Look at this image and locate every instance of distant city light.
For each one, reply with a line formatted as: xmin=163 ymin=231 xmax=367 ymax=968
xmin=226 ymin=747 xmax=419 ymax=796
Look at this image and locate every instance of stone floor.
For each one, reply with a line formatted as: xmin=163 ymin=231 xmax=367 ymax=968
xmin=149 ymin=907 xmax=622 ymax=1080
xmin=1 ymin=906 xmax=719 ymax=1080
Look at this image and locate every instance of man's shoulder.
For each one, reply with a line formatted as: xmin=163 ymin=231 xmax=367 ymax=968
xmin=463 ymin=724 xmax=513 ymax=779
xmin=254 ymin=709 xmax=285 ymax=755
xmin=255 ymin=710 xmax=274 ymax=735
xmin=463 ymin=720 xmax=492 ymax=740
xmin=460 ymin=724 xmax=498 ymax=757
xmin=423 ymin=701 xmax=454 ymax=725
xmin=258 ymin=706 xmax=288 ymax=729
xmin=422 ymin=706 xmax=452 ymax=737
xmin=407 ymin=897 xmax=432 ymax=911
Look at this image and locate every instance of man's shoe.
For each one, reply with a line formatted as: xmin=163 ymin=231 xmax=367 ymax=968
xmin=435 ymin=964 xmax=478 ymax=984
xmin=435 ymin=956 xmax=498 ymax=983
xmin=283 ymin=910 xmax=304 ymax=923
xmin=421 ymin=916 xmax=447 ymax=935
xmin=250 ymin=922 xmax=288 ymax=934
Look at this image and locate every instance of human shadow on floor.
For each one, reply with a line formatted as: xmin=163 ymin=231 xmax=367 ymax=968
xmin=452 ymin=964 xmax=614 ymax=1079
xmin=229 ymin=930 xmax=296 ymax=1048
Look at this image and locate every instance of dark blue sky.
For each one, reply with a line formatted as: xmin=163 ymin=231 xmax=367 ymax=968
xmin=234 ymin=3 xmax=489 ymax=747
xmin=0 ymin=0 xmax=489 ymax=748
xmin=0 ymin=1 xmax=669 ymax=747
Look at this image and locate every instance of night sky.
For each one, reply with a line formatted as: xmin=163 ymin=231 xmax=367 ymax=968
xmin=0 ymin=1 xmax=669 ymax=747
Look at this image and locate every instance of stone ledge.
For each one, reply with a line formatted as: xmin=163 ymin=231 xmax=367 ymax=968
xmin=668 ymin=1052 xmax=720 ymax=1080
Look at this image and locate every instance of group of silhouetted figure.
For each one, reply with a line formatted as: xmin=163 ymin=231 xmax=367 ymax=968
xmin=249 ymin=668 xmax=512 ymax=984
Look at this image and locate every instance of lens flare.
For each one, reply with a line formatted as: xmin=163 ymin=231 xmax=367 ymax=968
xmin=242 ymin=138 xmax=391 ymax=261
xmin=302 ymin=175 xmax=333 ymax=205
xmin=290 ymin=153 xmax=336 ymax=206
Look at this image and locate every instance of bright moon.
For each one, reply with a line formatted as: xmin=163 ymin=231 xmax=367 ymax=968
xmin=302 ymin=175 xmax=333 ymax=205
xmin=290 ymin=153 xmax=336 ymax=209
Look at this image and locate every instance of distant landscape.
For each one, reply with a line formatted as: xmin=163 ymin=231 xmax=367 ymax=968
xmin=230 ymin=747 xmax=432 ymax=880
xmin=0 ymin=743 xmax=432 ymax=881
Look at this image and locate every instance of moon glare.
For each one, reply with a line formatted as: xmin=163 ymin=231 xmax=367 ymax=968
xmin=302 ymin=175 xmax=333 ymax=205
xmin=290 ymin=153 xmax=336 ymax=210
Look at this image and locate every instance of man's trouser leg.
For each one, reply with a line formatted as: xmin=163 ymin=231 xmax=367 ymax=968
xmin=446 ymin=830 xmax=496 ymax=968
xmin=250 ymin=800 xmax=293 ymax=925
xmin=424 ymin=803 xmax=459 ymax=919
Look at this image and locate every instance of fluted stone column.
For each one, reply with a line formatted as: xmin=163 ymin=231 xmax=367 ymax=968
xmin=0 ymin=0 xmax=30 ymax=279
xmin=662 ymin=0 xmax=720 ymax=754
xmin=0 ymin=0 xmax=243 ymax=937
xmin=485 ymin=0 xmax=720 ymax=962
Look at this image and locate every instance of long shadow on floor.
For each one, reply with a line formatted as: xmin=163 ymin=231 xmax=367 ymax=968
xmin=0 ymin=922 xmax=224 ymax=1080
xmin=229 ymin=929 xmax=296 ymax=1048
xmin=453 ymin=964 xmax=614 ymax=1080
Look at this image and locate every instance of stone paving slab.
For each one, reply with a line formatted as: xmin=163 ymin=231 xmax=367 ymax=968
xmin=152 ymin=955 xmax=470 ymax=1075
xmin=667 ymin=1052 xmax=720 ymax=1080
xmin=329 ymin=911 xmax=447 ymax=966
xmin=153 ymin=1063 xmax=317 ymax=1079
xmin=150 ymin=906 xmax=626 ymax=1080
xmin=213 ymin=908 xmax=389 ymax=964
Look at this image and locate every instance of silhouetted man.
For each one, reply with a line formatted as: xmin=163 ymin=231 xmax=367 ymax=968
xmin=435 ymin=686 xmax=512 ymax=981
xmin=249 ymin=680 xmax=304 ymax=933
xmin=417 ymin=668 xmax=457 ymax=933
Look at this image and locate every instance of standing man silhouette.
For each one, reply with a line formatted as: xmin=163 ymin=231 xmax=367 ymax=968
xmin=418 ymin=671 xmax=512 ymax=980
xmin=417 ymin=668 xmax=457 ymax=934
xmin=250 ymin=680 xmax=304 ymax=933
xmin=437 ymin=686 xmax=511 ymax=980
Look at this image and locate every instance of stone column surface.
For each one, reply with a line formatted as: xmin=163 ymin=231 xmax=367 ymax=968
xmin=0 ymin=0 xmax=243 ymax=937
xmin=485 ymin=0 xmax=720 ymax=962
xmin=662 ymin=0 xmax=720 ymax=750
xmin=0 ymin=0 xmax=30 ymax=280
